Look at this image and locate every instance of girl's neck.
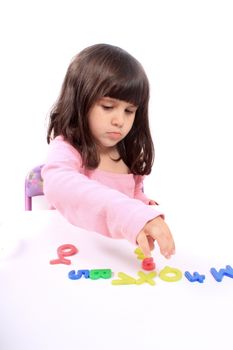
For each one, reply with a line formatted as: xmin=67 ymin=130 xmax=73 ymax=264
xmin=98 ymin=147 xmax=129 ymax=174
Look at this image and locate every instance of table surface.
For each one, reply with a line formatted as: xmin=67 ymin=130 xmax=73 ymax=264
xmin=0 ymin=210 xmax=232 ymax=350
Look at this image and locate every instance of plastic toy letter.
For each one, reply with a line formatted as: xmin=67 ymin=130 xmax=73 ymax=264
xmin=89 ymin=269 xmax=112 ymax=280
xmin=142 ymin=257 xmax=156 ymax=271
xmin=68 ymin=269 xmax=112 ymax=280
xmin=136 ymin=271 xmax=157 ymax=286
xmin=112 ymin=272 xmax=137 ymax=285
xmin=134 ymin=247 xmax=146 ymax=260
xmin=159 ymin=266 xmax=182 ymax=282
xmin=210 ymin=265 xmax=233 ymax=282
xmin=184 ymin=271 xmax=206 ymax=283
xmin=68 ymin=270 xmax=90 ymax=280
xmin=112 ymin=271 xmax=157 ymax=286
xmin=50 ymin=244 xmax=78 ymax=265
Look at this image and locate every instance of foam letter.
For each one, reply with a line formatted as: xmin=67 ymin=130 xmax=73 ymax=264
xmin=50 ymin=244 xmax=78 ymax=265
xmin=112 ymin=272 xmax=136 ymax=285
xmin=184 ymin=271 xmax=205 ymax=283
xmin=68 ymin=269 xmax=90 ymax=280
xmin=89 ymin=269 xmax=112 ymax=280
xmin=210 ymin=265 xmax=233 ymax=282
xmin=134 ymin=247 xmax=146 ymax=260
xmin=142 ymin=257 xmax=156 ymax=271
xmin=159 ymin=266 xmax=182 ymax=282
xmin=136 ymin=271 xmax=157 ymax=286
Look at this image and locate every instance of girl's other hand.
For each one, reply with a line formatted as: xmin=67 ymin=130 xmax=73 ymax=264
xmin=149 ymin=199 xmax=159 ymax=205
xmin=136 ymin=216 xmax=175 ymax=259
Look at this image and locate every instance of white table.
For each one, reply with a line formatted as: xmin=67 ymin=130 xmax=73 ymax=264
xmin=0 ymin=210 xmax=232 ymax=350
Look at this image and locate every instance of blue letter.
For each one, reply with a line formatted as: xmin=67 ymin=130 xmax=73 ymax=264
xmin=210 ymin=265 xmax=233 ymax=282
xmin=68 ymin=269 xmax=90 ymax=280
xmin=184 ymin=271 xmax=205 ymax=283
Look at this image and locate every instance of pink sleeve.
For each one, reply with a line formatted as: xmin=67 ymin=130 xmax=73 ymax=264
xmin=41 ymin=137 xmax=163 ymax=245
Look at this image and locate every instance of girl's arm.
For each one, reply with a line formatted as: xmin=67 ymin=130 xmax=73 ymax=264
xmin=41 ymin=137 xmax=161 ymax=245
xmin=42 ymin=136 xmax=175 ymax=258
xmin=133 ymin=177 xmax=175 ymax=258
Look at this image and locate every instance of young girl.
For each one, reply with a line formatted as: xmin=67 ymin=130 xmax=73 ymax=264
xmin=42 ymin=43 xmax=175 ymax=259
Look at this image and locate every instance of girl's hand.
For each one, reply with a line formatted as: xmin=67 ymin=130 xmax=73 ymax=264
xmin=136 ymin=216 xmax=175 ymax=259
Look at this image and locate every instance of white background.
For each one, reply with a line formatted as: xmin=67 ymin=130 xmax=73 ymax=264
xmin=0 ymin=210 xmax=233 ymax=350
xmin=0 ymin=1 xmax=233 ymax=261
xmin=0 ymin=2 xmax=233 ymax=349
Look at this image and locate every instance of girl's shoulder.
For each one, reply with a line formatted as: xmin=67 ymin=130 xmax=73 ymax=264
xmin=48 ymin=135 xmax=82 ymax=164
xmin=51 ymin=135 xmax=70 ymax=146
xmin=50 ymin=135 xmax=78 ymax=152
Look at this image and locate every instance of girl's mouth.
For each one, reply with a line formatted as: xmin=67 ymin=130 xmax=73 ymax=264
xmin=107 ymin=132 xmax=122 ymax=140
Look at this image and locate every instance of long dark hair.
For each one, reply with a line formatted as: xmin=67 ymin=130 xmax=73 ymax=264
xmin=47 ymin=43 xmax=154 ymax=175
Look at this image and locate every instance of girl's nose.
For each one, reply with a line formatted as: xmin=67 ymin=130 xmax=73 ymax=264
xmin=111 ymin=112 xmax=124 ymax=127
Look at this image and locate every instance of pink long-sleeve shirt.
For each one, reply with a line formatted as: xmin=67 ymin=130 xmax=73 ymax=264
xmin=41 ymin=136 xmax=163 ymax=245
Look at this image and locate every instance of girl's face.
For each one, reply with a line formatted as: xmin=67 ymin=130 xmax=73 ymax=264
xmin=88 ymin=97 xmax=137 ymax=153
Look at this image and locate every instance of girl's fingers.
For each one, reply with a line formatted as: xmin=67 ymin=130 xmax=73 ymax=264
xmin=137 ymin=232 xmax=151 ymax=257
xmin=156 ymin=235 xmax=175 ymax=258
xmin=147 ymin=235 xmax=155 ymax=251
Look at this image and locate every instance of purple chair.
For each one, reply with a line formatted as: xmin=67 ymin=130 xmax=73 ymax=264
xmin=25 ymin=165 xmax=44 ymax=210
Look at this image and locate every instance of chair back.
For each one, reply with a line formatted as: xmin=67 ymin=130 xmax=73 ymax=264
xmin=25 ymin=165 xmax=44 ymax=210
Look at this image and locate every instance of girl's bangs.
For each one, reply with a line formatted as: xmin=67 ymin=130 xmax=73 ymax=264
xmin=104 ymin=75 xmax=148 ymax=107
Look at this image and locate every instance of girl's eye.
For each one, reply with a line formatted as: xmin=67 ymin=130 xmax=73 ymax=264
xmin=102 ymin=105 xmax=113 ymax=110
xmin=125 ymin=109 xmax=135 ymax=114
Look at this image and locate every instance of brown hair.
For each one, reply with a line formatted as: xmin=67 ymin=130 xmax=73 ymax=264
xmin=47 ymin=43 xmax=154 ymax=175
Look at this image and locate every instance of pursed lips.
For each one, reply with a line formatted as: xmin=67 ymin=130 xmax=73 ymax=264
xmin=106 ymin=131 xmax=122 ymax=139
